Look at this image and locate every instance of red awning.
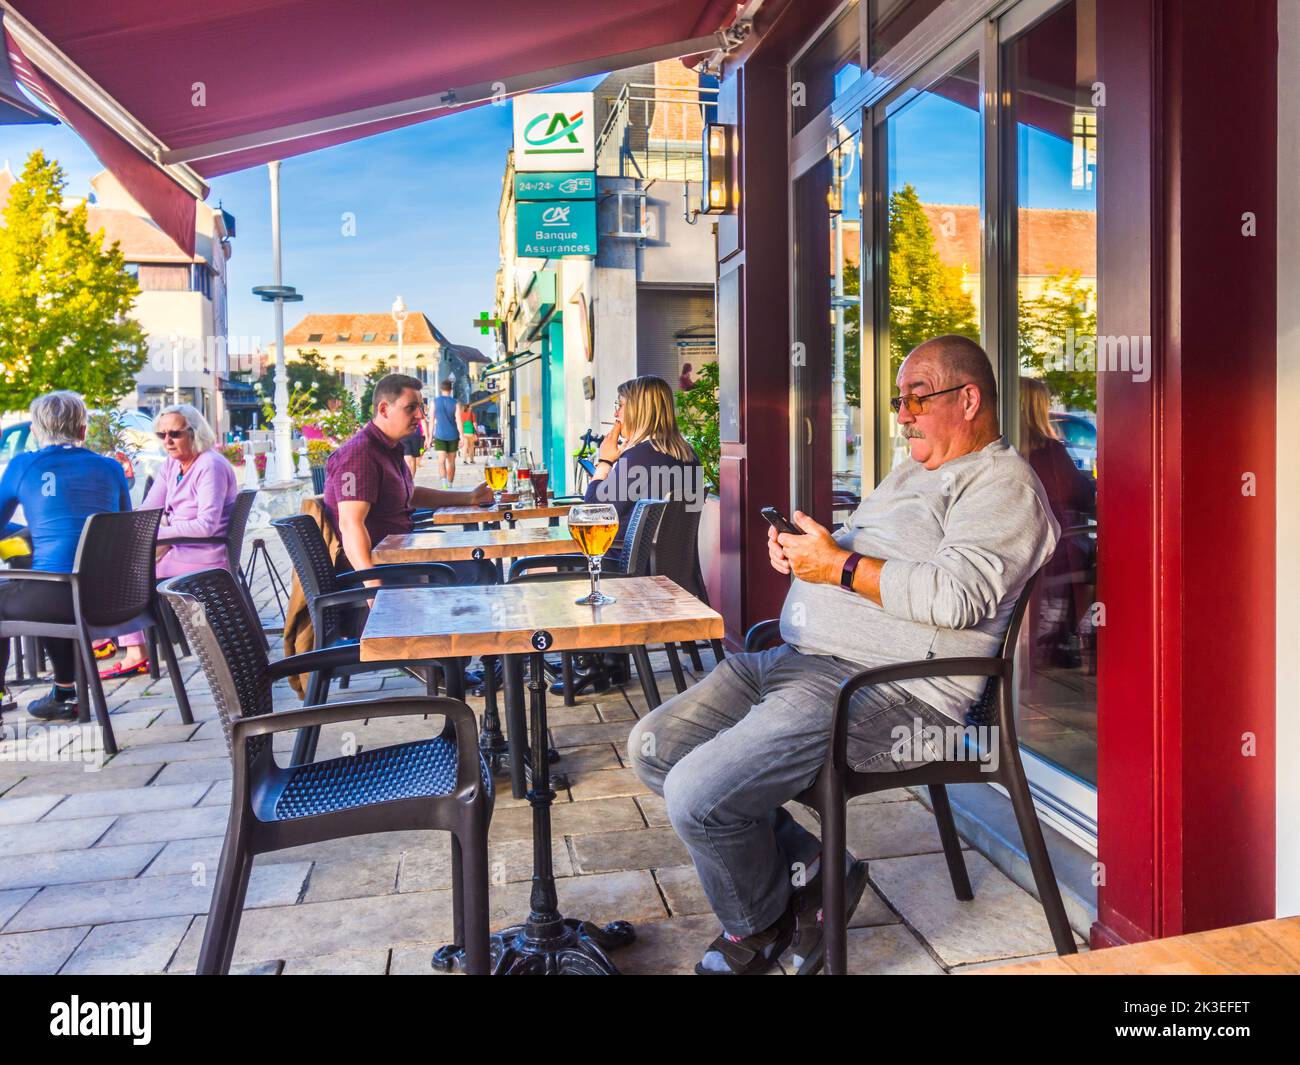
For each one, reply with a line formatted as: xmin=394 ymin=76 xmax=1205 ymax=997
xmin=3 ymin=1 xmax=740 ymax=254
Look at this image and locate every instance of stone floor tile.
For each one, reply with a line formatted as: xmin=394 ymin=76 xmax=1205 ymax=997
xmin=0 ymin=815 xmax=116 ymax=857
xmin=654 ymin=865 xmax=711 ymax=917
xmin=0 ymin=792 xmax=65 ymax=825
xmin=61 ymin=915 xmax=193 ymax=974
xmin=0 ymin=926 xmax=89 ymax=974
xmin=0 ymin=842 xmax=162 ymax=891
xmin=112 ymin=723 xmax=200 ymax=745
xmin=148 ymin=758 xmax=232 ymax=786
xmin=303 ymin=856 xmax=401 ymax=903
xmin=43 ymin=783 xmax=209 ymax=821
xmin=4 ymin=861 xmax=310 ymax=932
xmin=282 ymin=949 xmax=390 ymax=975
xmin=549 ymin=720 xmax=635 ymax=748
xmin=847 ymin=788 xmax=914 ymax=805
xmin=488 ymin=796 xmax=643 ymax=842
xmin=1 ymin=764 xmax=159 ymax=796
xmin=107 ymin=738 xmax=230 ymax=766
xmin=387 ymin=942 xmax=451 ymax=975
xmin=96 ymin=805 xmax=229 ymax=847
xmin=615 ymin=913 xmax=721 ymax=975
xmin=553 ymin=744 xmax=622 ymax=774
xmin=543 ymin=705 xmax=601 ymax=727
xmin=567 ymin=767 xmax=650 ymax=802
xmin=0 ymin=886 xmax=38 ymax=928
xmin=594 ymin=700 xmax=636 ymax=723
xmin=570 ymin=825 xmax=690 ymax=874
xmin=867 ymin=851 xmax=1083 ymax=967
xmin=831 ymin=923 xmax=947 ymax=974
xmin=636 ymin=794 xmax=668 ymax=827
xmin=199 ymin=780 xmax=232 ymax=806
xmin=397 ymin=835 xmax=574 ymax=893
xmin=143 ymin=838 xmax=223 ymax=878
xmin=845 ymin=797 xmax=958 ymax=859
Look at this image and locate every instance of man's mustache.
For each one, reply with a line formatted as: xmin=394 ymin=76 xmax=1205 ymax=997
xmin=901 ymin=426 xmax=925 ymax=439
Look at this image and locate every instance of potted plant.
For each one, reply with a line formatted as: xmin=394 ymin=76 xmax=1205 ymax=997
xmin=675 ymin=361 xmax=722 ymax=608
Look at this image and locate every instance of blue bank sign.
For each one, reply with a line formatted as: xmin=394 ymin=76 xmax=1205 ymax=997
xmin=516 ymin=200 xmax=597 ymax=258
xmin=515 ymin=171 xmax=595 ymax=201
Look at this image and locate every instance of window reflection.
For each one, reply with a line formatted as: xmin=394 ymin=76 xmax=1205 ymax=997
xmin=1010 ymin=0 xmax=1099 ymax=787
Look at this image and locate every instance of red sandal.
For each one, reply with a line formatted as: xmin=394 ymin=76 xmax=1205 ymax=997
xmin=99 ymin=658 xmax=149 ymax=679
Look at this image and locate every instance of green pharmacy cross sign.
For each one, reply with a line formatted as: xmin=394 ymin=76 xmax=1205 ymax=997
xmin=472 ymin=312 xmax=501 ymax=334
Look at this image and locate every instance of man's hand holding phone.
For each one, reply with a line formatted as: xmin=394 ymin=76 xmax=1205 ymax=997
xmin=764 ymin=507 xmax=848 ymax=585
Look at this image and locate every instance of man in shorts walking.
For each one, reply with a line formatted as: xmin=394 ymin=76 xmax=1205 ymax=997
xmin=431 ymin=377 xmax=463 ymax=488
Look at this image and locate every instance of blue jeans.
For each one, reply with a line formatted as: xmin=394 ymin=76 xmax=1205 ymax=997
xmin=628 ymin=643 xmax=949 ymax=937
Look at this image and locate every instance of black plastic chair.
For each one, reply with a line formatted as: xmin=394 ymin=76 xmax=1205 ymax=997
xmin=160 ymin=567 xmax=493 ymax=975
xmin=744 ymin=570 xmax=1077 ymax=974
xmin=272 ymin=514 xmax=488 ymax=764
xmin=650 ymin=495 xmax=727 ymax=690
xmin=0 ymin=509 xmax=193 ymax=754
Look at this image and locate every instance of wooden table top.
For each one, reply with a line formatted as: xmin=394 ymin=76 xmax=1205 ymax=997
xmin=373 ymin=526 xmax=578 ymax=563
xmin=360 ymin=574 xmax=724 ymax=659
xmin=978 ymin=916 xmax=1300 ymax=975
xmin=426 ymin=503 xmax=571 ymax=525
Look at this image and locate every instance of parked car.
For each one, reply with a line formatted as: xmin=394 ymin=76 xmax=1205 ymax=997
xmin=1050 ymin=411 xmax=1097 ymax=476
xmin=0 ymin=410 xmax=165 ymax=509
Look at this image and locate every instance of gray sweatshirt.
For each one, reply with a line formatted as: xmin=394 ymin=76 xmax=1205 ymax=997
xmin=779 ymin=437 xmax=1060 ymax=721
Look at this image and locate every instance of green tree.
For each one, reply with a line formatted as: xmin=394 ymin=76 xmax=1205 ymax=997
xmin=359 ymin=360 xmax=391 ymax=416
xmin=842 ymin=260 xmax=861 ymax=408
xmin=675 ymin=360 xmax=719 ymax=495
xmin=254 ymin=347 xmax=346 ymax=407
xmin=1017 ymin=269 xmax=1098 ymax=412
xmin=886 ymin=183 xmax=979 ymax=376
xmin=0 ymin=151 xmax=147 ymax=411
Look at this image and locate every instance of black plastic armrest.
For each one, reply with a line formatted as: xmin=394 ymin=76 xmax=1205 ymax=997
xmin=157 ymin=535 xmax=226 ymax=546
xmin=231 ymin=695 xmax=483 ymax=798
xmin=829 ymin=657 xmax=1008 ymax=771
xmin=337 ymin=562 xmax=455 ymax=586
xmin=744 ymin=619 xmax=783 ymax=652
xmin=266 ymin=644 xmax=362 ymax=680
xmin=506 ymin=553 xmax=588 ymax=581
xmin=0 ymin=569 xmax=72 ymax=583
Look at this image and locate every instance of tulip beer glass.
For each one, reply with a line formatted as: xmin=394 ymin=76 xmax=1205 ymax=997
xmin=568 ymin=503 xmax=619 ymax=606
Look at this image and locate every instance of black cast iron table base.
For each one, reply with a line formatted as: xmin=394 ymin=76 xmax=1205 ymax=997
xmin=434 ymin=650 xmax=634 ymax=975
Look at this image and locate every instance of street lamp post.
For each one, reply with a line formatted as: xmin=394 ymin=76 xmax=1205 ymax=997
xmin=392 ymin=295 xmax=408 ymax=376
xmin=252 ymin=160 xmax=304 ymax=485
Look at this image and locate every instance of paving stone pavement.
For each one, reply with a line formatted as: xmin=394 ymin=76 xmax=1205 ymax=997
xmin=0 ymin=457 xmax=1083 ymax=975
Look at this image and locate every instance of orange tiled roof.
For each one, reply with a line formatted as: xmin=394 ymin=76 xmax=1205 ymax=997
xmin=85 ymin=206 xmax=193 ymax=262
xmin=921 ymin=203 xmax=1097 ymax=277
xmin=284 ymin=313 xmax=438 ymax=346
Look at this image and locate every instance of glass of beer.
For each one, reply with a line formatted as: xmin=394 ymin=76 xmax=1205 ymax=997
xmin=568 ymin=503 xmax=619 ymax=606
xmin=485 ymin=457 xmax=511 ymax=506
xmin=531 ymin=465 xmax=549 ymax=507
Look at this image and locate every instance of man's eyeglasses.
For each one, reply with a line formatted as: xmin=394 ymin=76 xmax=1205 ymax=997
xmin=889 ymin=383 xmax=971 ymax=415
xmin=156 ymin=429 xmax=192 ymax=440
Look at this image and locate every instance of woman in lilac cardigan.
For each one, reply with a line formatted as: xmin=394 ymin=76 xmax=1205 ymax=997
xmin=100 ymin=404 xmax=238 ymax=678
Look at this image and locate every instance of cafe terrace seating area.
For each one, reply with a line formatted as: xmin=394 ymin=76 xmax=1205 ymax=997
xmin=0 ymin=461 xmax=1082 ymax=975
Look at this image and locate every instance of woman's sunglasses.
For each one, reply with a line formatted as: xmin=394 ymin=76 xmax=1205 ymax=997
xmin=156 ymin=429 xmax=192 ymax=440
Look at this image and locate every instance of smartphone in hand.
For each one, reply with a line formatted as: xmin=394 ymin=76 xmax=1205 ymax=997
xmin=761 ymin=506 xmax=803 ymax=536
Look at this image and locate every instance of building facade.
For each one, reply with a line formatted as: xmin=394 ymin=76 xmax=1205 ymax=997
xmin=708 ymin=0 xmax=1294 ymax=946
xmin=492 ymin=61 xmax=719 ymax=493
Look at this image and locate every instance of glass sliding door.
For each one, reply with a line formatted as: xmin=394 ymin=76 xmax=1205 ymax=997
xmin=873 ymin=51 xmax=983 ymax=481
xmin=792 ymin=128 xmax=866 ymax=524
xmin=1003 ymin=0 xmax=1100 ymax=826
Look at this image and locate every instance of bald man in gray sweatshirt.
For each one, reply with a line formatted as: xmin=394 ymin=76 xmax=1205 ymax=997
xmin=629 ymin=335 xmax=1059 ymax=975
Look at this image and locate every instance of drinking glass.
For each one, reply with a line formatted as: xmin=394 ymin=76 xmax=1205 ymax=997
xmin=531 ymin=465 xmax=549 ymax=507
xmin=484 ymin=457 xmax=511 ymax=506
xmin=514 ymin=450 xmax=533 ymax=507
xmin=568 ymin=503 xmax=619 ymax=606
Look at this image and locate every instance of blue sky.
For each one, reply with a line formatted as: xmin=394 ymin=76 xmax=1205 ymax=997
xmin=0 ymin=77 xmax=605 ymax=354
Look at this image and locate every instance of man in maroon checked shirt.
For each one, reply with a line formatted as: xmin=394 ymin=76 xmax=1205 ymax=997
xmin=324 ymin=373 xmax=492 ymax=581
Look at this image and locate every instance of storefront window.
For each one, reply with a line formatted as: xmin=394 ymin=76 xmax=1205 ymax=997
xmin=792 ymin=128 xmax=865 ymax=522
xmin=790 ymin=2 xmax=862 ymax=134
xmin=869 ymin=0 xmax=947 ymax=66
xmin=1008 ymin=0 xmax=1099 ymax=788
xmin=877 ymin=54 xmax=982 ymax=478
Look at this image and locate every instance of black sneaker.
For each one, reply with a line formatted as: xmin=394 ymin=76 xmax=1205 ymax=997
xmin=27 ymin=687 xmax=78 ymax=721
xmin=790 ymin=857 xmax=871 ymax=975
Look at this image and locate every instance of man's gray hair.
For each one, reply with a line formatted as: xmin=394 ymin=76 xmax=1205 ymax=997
xmin=156 ymin=403 xmax=217 ymax=454
xmin=28 ymin=390 xmax=88 ymax=446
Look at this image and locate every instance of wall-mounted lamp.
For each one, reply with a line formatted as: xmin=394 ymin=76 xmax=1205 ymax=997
xmin=686 ymin=121 xmax=736 ymax=224
xmin=703 ymin=122 xmax=734 ymax=213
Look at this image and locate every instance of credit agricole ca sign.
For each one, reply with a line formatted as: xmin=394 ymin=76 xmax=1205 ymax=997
xmin=512 ymin=92 xmax=596 ymax=172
